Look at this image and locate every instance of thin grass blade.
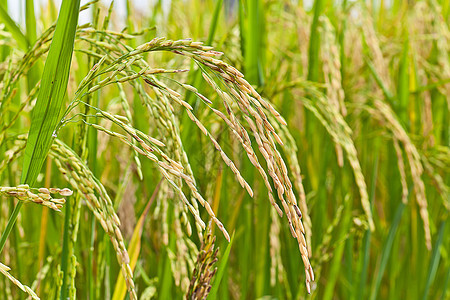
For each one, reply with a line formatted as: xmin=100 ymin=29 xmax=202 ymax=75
xmin=370 ymin=201 xmax=406 ymax=300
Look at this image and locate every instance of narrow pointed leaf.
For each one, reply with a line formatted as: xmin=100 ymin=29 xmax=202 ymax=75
xmin=208 ymin=232 xmax=235 ymax=299
xmin=21 ymin=0 xmax=81 ymax=186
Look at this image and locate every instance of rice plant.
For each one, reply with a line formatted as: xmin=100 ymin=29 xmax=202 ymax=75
xmin=0 ymin=0 xmax=448 ymax=299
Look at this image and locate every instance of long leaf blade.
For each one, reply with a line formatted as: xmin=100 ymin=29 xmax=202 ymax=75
xmin=21 ymin=0 xmax=81 ymax=186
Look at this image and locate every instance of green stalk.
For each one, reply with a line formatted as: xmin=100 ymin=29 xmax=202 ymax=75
xmin=0 ymin=202 xmax=23 ymax=253
xmin=87 ymin=5 xmax=100 ymax=298
xmin=25 ymin=0 xmax=36 ymax=44
xmin=88 ymin=214 xmax=96 ymax=300
xmin=365 ymin=58 xmax=394 ymax=101
xmin=159 ymin=205 xmax=175 ymax=299
xmin=307 ymin=0 xmax=325 ymax=82
xmin=243 ymin=0 xmax=264 ymax=86
xmin=254 ymin=176 xmax=270 ymax=297
xmin=440 ymin=266 xmax=450 ymax=300
xmin=355 ymin=140 xmax=380 ymax=300
xmin=305 ymin=0 xmax=327 ymax=225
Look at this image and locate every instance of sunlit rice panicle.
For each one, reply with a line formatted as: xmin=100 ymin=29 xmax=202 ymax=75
xmin=372 ymin=100 xmax=432 ymax=249
xmin=272 ymin=122 xmax=312 ymax=254
xmin=320 ymin=17 xmax=346 ymax=117
xmin=18 ymin=30 xmax=315 ymax=292
xmin=127 ymin=37 xmax=313 ymax=289
xmin=295 ymin=84 xmax=374 ymax=232
xmin=320 ymin=16 xmax=346 ymax=167
xmin=428 ymin=0 xmax=450 ymax=102
xmin=393 ymin=138 xmax=409 ymax=204
xmin=75 ymin=34 xmax=309 ymax=249
xmin=0 ymin=262 xmax=40 ymax=300
xmin=360 ymin=7 xmax=394 ymax=93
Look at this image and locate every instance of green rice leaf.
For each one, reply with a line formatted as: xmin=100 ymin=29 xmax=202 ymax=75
xmin=21 ymin=0 xmax=81 ymax=186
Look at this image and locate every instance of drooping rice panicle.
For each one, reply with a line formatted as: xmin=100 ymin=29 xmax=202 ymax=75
xmin=0 ymin=262 xmax=40 ymax=300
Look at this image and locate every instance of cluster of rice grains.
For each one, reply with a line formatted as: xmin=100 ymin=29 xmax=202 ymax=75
xmin=67 ymin=35 xmax=314 ymax=292
xmin=136 ymin=37 xmax=315 ymax=291
xmin=0 ymin=185 xmax=72 ymax=211
xmin=49 ymin=139 xmax=138 ymax=298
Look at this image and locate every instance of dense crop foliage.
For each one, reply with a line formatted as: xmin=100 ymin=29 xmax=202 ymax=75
xmin=0 ymin=0 xmax=448 ymax=299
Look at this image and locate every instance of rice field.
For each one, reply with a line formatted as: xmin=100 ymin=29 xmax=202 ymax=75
xmin=0 ymin=0 xmax=448 ymax=299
